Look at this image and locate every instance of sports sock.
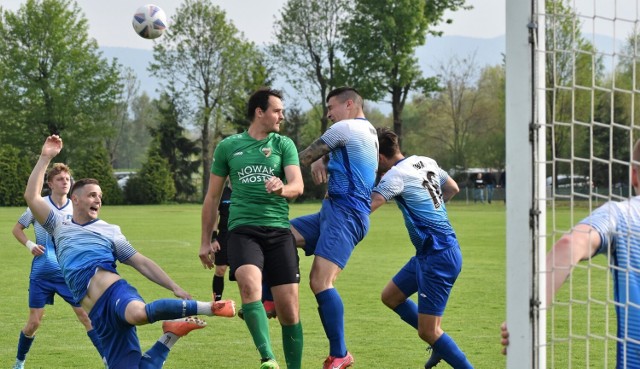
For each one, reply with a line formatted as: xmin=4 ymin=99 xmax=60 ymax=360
xmin=87 ymin=328 xmax=106 ymax=359
xmin=393 ymin=299 xmax=418 ymax=329
xmin=243 ymin=300 xmax=275 ymax=360
xmin=316 ymin=288 xmax=347 ymax=358
xmin=158 ymin=332 xmax=179 ymax=349
xmin=144 ymin=299 xmax=198 ymax=323
xmin=432 ymin=333 xmax=473 ymax=369
xmin=212 ymin=275 xmax=224 ymax=301
xmin=139 ymin=341 xmax=170 ymax=369
xmin=16 ymin=331 xmax=35 ymax=361
xmin=282 ymin=322 xmax=303 ymax=369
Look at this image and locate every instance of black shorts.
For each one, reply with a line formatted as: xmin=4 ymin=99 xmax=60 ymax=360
xmin=227 ymin=225 xmax=300 ymax=287
xmin=214 ymin=230 xmax=229 ymax=266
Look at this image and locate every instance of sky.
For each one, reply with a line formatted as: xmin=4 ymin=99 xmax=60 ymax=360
xmin=3 ymin=0 xmax=507 ymax=49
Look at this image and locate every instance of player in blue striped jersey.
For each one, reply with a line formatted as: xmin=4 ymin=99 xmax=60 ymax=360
xmin=25 ymin=135 xmax=236 ymax=369
xmin=371 ymin=128 xmax=473 ymax=369
xmin=11 ymin=163 xmax=104 ymax=369
xmin=502 ymin=139 xmax=640 ymax=369
xmin=290 ymin=87 xmax=378 ymax=369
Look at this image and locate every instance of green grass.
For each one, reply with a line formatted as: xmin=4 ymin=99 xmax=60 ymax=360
xmin=0 ymin=202 xmax=611 ymax=368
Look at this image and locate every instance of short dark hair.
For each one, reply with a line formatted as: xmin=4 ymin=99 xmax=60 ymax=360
xmin=70 ymin=178 xmax=100 ymax=197
xmin=377 ymin=127 xmax=400 ymax=158
xmin=326 ymin=86 xmax=363 ymax=107
xmin=247 ymin=88 xmax=283 ymax=121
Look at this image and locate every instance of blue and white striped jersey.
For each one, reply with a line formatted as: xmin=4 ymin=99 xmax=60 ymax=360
xmin=321 ymin=118 xmax=378 ymax=213
xmin=17 ymin=196 xmax=72 ymax=280
xmin=373 ymin=155 xmax=457 ymax=254
xmin=579 ymin=197 xmax=640 ymax=367
xmin=42 ymin=211 xmax=137 ymax=303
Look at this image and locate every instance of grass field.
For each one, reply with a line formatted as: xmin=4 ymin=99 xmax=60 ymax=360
xmin=0 ymin=201 xmax=611 ymax=368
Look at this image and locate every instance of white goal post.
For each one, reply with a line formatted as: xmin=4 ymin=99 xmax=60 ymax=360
xmin=507 ymin=1 xmax=640 ymax=368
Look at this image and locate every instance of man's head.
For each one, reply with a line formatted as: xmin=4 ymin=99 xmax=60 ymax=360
xmin=247 ymin=88 xmax=285 ymax=133
xmin=377 ymin=127 xmax=401 ymax=172
xmin=326 ymin=87 xmax=364 ymax=123
xmin=70 ymin=178 xmax=102 ymax=221
xmin=46 ymin=163 xmax=71 ymax=197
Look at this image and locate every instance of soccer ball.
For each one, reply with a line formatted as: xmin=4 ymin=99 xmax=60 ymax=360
xmin=132 ymin=4 xmax=167 ymax=40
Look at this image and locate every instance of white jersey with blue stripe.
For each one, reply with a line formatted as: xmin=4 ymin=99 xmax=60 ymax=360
xmin=42 ymin=211 xmax=137 ymax=303
xmin=17 ymin=196 xmax=72 ymax=280
xmin=321 ymin=118 xmax=378 ymax=213
xmin=373 ymin=155 xmax=457 ymax=254
xmin=579 ymin=197 xmax=640 ymax=367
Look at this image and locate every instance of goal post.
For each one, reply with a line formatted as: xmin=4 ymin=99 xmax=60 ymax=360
xmin=507 ymin=0 xmax=640 ymax=368
xmin=505 ymin=0 xmax=547 ymax=368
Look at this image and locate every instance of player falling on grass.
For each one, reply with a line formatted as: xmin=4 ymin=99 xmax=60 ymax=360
xmin=371 ymin=128 xmax=473 ymax=369
xmin=11 ymin=163 xmax=105 ymax=369
xmin=289 ymin=86 xmax=378 ymax=369
xmin=24 ymin=135 xmax=236 ymax=369
xmin=199 ymin=88 xmax=304 ymax=369
xmin=501 ymin=138 xmax=640 ymax=368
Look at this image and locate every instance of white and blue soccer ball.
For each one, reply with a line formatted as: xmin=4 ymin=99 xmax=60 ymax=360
xmin=132 ymin=4 xmax=167 ymax=40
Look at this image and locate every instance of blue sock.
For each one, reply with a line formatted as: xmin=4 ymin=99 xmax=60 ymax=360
xmin=316 ymin=288 xmax=347 ymax=357
xmin=393 ymin=300 xmax=418 ymax=329
xmin=432 ymin=333 xmax=473 ymax=369
xmin=139 ymin=341 xmax=170 ymax=369
xmin=87 ymin=329 xmax=106 ymax=359
xmin=144 ymin=299 xmax=198 ymax=323
xmin=16 ymin=331 xmax=35 ymax=361
xmin=262 ymin=281 xmax=273 ymax=302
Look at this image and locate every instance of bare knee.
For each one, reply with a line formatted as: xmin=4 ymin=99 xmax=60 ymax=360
xmin=23 ymin=310 xmax=44 ymax=336
xmin=418 ymin=326 xmax=443 ymax=345
xmin=380 ymin=282 xmax=406 ymax=309
xmin=125 ymin=301 xmax=149 ymax=325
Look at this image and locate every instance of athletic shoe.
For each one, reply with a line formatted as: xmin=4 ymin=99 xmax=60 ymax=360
xmin=322 ymin=352 xmax=354 ymax=369
xmin=237 ymin=300 xmax=277 ymax=320
xmin=424 ymin=346 xmax=442 ymax=368
xmin=162 ymin=316 xmax=207 ymax=337
xmin=212 ymin=299 xmax=236 ymax=317
xmin=13 ymin=359 xmax=25 ymax=369
xmin=259 ymin=358 xmax=280 ymax=369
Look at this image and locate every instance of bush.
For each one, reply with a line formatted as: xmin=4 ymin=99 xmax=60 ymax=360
xmin=70 ymin=145 xmax=124 ymax=205
xmin=124 ymin=151 xmax=175 ymax=204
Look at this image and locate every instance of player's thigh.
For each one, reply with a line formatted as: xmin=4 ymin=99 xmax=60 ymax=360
xmin=314 ymin=201 xmax=369 ymax=269
xmin=227 ymin=227 xmax=265 ymax=274
xmin=416 ymin=247 xmax=462 ymax=316
xmin=290 ymin=211 xmax=321 ymax=254
xmin=271 ymin=283 xmax=299 ymax=324
xmin=263 ymin=227 xmax=300 ymax=287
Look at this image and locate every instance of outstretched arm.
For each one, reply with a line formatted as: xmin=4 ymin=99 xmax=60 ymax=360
xmin=546 ymin=223 xmax=601 ymax=307
xmin=25 ymin=135 xmax=62 ymax=225
xmin=124 ymin=252 xmax=191 ymax=299
xmin=370 ymin=192 xmax=387 ymax=213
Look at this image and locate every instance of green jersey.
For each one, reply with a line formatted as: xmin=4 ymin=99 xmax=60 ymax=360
xmin=211 ymin=131 xmax=300 ymax=230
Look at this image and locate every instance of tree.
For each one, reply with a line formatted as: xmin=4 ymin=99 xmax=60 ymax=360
xmin=149 ymin=0 xmax=265 ymax=198
xmin=0 ymin=0 xmax=121 ymax=161
xmin=340 ymin=0 xmax=467 ymax=148
xmin=0 ymin=145 xmax=31 ymax=206
xmin=71 ymin=144 xmax=123 ymax=205
xmin=124 ymin=147 xmax=176 ymax=204
xmin=105 ymin=66 xmax=140 ymax=167
xmin=149 ymin=94 xmax=200 ymax=202
xmin=269 ymin=0 xmax=348 ymax=133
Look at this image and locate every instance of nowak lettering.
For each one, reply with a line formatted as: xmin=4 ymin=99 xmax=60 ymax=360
xmin=238 ymin=165 xmax=275 ymax=183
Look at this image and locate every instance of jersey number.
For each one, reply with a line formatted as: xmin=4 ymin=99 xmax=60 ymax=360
xmin=422 ymin=171 xmax=443 ymax=209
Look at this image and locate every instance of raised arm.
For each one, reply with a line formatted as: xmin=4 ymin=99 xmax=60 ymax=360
xmin=25 ymin=135 xmax=63 ymax=225
xmin=299 ymin=138 xmax=332 ymax=185
xmin=546 ymin=223 xmax=601 ymax=307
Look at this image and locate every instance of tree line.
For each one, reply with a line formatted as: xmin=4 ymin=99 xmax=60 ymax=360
xmin=1 ymin=0 xmax=631 ymax=206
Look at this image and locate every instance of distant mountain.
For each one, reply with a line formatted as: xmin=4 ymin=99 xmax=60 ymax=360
xmin=101 ymin=33 xmax=620 ymax=109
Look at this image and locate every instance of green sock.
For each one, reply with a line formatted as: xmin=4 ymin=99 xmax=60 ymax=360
xmin=243 ymin=300 xmax=275 ymax=360
xmin=282 ymin=322 xmax=303 ymax=369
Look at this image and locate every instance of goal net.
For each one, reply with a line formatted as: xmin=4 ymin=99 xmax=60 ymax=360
xmin=506 ymin=0 xmax=640 ymax=368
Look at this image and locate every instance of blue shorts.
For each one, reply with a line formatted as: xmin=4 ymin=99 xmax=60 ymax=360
xmin=88 ymin=279 xmax=145 ymax=369
xmin=290 ymin=198 xmax=369 ymax=269
xmin=28 ymin=277 xmax=79 ymax=309
xmin=392 ymin=246 xmax=462 ymax=316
